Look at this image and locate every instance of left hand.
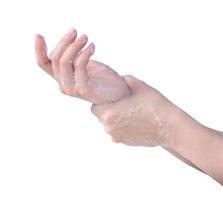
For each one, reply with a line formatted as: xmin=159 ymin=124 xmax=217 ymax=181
xmin=35 ymin=28 xmax=130 ymax=104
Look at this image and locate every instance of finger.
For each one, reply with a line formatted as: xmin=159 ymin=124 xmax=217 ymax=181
xmin=91 ymin=102 xmax=116 ymax=123
xmin=74 ymin=43 xmax=95 ymax=90
xmin=60 ymin=34 xmax=88 ymax=88
xmin=50 ymin=28 xmax=77 ymax=81
xmin=122 ymin=75 xmax=144 ymax=91
xmin=112 ymin=136 xmax=122 ymax=143
xmin=35 ymin=34 xmax=53 ymax=76
xmin=91 ymin=103 xmax=107 ymax=118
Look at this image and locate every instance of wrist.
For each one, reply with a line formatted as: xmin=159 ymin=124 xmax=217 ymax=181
xmin=167 ymin=106 xmax=203 ymax=151
xmin=158 ymin=102 xmax=195 ymax=149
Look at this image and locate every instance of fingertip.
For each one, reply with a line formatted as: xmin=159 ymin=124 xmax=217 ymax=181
xmin=90 ymin=42 xmax=95 ymax=54
xmin=35 ymin=34 xmax=39 ymax=45
xmin=69 ymin=27 xmax=76 ymax=34
xmin=77 ymin=42 xmax=95 ymax=58
xmin=35 ymin=35 xmax=41 ymax=51
xmin=35 ymin=34 xmax=44 ymax=41
xmin=123 ymin=74 xmax=135 ymax=81
xmin=78 ymin=34 xmax=88 ymax=43
xmin=89 ymin=43 xmax=95 ymax=55
xmin=35 ymin=34 xmax=40 ymax=39
xmin=35 ymin=34 xmax=44 ymax=47
xmin=73 ymin=42 xmax=95 ymax=74
xmin=35 ymin=34 xmax=49 ymax=59
xmin=65 ymin=28 xmax=77 ymax=40
xmin=122 ymin=74 xmax=145 ymax=91
xmin=122 ymin=75 xmax=135 ymax=86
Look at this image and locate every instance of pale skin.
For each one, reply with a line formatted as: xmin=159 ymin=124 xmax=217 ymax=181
xmin=35 ymin=28 xmax=223 ymax=185
xmin=35 ymin=28 xmax=130 ymax=105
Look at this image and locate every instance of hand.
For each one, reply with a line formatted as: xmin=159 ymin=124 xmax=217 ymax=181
xmin=35 ymin=28 xmax=130 ymax=105
xmin=91 ymin=75 xmax=180 ymax=147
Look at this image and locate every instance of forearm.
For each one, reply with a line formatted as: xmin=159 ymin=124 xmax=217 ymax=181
xmin=163 ymin=147 xmax=203 ymax=172
xmin=91 ymin=75 xmax=223 ymax=184
xmin=169 ymin=108 xmax=223 ymax=184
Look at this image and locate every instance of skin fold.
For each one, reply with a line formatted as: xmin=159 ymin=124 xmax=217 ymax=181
xmin=35 ymin=28 xmax=223 ymax=185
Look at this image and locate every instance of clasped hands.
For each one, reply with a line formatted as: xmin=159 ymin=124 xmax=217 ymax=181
xmin=35 ymin=28 xmax=179 ymax=148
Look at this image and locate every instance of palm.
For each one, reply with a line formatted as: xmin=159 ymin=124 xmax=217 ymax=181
xmin=76 ymin=60 xmax=129 ymax=104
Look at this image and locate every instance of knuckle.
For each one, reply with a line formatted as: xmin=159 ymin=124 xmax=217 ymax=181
xmin=112 ymin=136 xmax=122 ymax=143
xmin=59 ymin=57 xmax=68 ymax=67
xmin=79 ymin=88 xmax=89 ymax=97
xmin=59 ymin=85 xmax=66 ymax=94
xmin=66 ymin=90 xmax=73 ymax=96
xmin=104 ymin=125 xmax=116 ymax=135
xmin=59 ymin=84 xmax=73 ymax=96
xmin=103 ymin=111 xmax=115 ymax=123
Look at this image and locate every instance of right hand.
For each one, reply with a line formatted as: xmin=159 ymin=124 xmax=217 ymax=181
xmin=91 ymin=75 xmax=181 ymax=147
xmin=35 ymin=28 xmax=130 ymax=105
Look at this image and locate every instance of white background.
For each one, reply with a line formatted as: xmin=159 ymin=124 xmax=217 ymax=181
xmin=0 ymin=0 xmax=223 ymax=199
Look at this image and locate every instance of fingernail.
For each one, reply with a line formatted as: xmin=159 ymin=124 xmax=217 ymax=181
xmin=89 ymin=43 xmax=95 ymax=54
xmin=66 ymin=28 xmax=76 ymax=37
xmin=35 ymin=34 xmax=42 ymax=40
xmin=79 ymin=34 xmax=88 ymax=42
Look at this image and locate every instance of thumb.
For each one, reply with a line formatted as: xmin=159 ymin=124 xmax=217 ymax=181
xmin=91 ymin=103 xmax=111 ymax=119
xmin=122 ymin=74 xmax=145 ymax=92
